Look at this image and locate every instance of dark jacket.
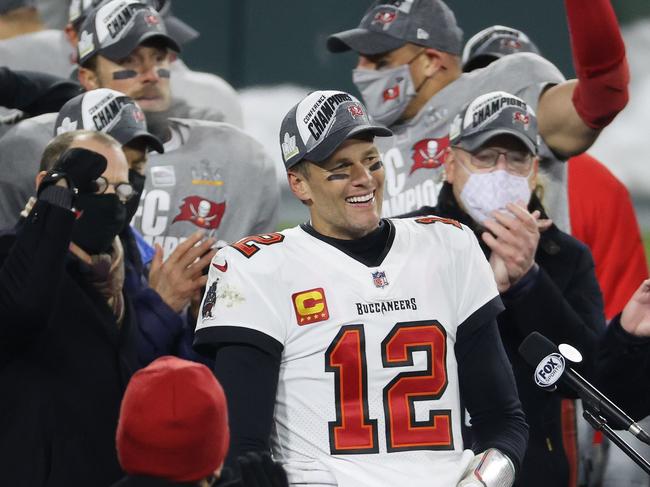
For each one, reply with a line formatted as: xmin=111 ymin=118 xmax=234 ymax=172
xmin=0 ymin=200 xmax=138 ymax=487
xmin=112 ymin=475 xmax=200 ymax=486
xmin=403 ymin=183 xmax=606 ymax=487
xmin=596 ymin=313 xmax=650 ymax=421
xmin=120 ymin=228 xmax=213 ymax=369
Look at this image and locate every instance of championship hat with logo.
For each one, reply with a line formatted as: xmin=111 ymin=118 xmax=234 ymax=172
xmin=327 ymin=0 xmax=463 ymax=56
xmin=279 ymin=90 xmax=392 ymax=169
xmin=54 ymin=88 xmax=164 ymax=153
xmin=462 ymin=25 xmax=540 ymax=72
xmin=449 ymin=91 xmax=539 ymax=154
xmin=77 ymin=0 xmax=180 ymax=66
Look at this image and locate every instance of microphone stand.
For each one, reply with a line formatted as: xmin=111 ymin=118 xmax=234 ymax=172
xmin=583 ymin=408 xmax=650 ymax=475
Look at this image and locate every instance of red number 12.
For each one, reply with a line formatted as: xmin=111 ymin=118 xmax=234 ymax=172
xmin=325 ymin=320 xmax=453 ymax=455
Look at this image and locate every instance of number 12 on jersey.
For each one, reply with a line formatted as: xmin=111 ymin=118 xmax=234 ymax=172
xmin=325 ymin=320 xmax=454 ymax=454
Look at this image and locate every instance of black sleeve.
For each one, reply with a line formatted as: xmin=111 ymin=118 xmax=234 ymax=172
xmin=210 ymin=328 xmax=282 ymax=468
xmin=501 ymin=244 xmax=605 ymax=385
xmin=596 ymin=314 xmax=650 ymax=421
xmin=456 ymin=316 xmax=529 ymax=474
xmin=0 ymin=67 xmax=82 ymax=116
xmin=0 ymin=195 xmax=74 ymax=351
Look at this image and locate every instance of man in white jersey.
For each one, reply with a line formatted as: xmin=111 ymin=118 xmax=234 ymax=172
xmin=0 ymin=0 xmax=279 ymax=254
xmin=326 ymin=0 xmax=629 ymax=233
xmin=194 ymin=90 xmax=528 ymax=487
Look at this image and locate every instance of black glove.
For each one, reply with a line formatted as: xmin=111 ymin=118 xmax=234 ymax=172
xmin=38 ymin=147 xmax=107 ymax=198
xmin=216 ymin=452 xmax=288 ymax=487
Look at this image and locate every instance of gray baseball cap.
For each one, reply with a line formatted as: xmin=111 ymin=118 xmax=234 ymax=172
xmin=449 ymin=91 xmax=539 ymax=154
xmin=462 ymin=25 xmax=540 ymax=72
xmin=77 ymin=0 xmax=180 ymax=66
xmin=327 ymin=0 xmax=463 ymax=56
xmin=68 ymin=0 xmax=101 ymax=27
xmin=279 ymin=90 xmax=392 ymax=169
xmin=0 ymin=0 xmax=35 ymax=14
xmin=54 ymin=88 xmax=164 ymax=153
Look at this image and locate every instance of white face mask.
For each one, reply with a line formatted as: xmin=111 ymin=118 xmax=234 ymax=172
xmin=352 ymin=63 xmax=417 ymax=126
xmin=458 ymin=168 xmax=532 ymax=225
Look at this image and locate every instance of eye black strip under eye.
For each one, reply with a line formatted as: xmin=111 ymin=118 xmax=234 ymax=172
xmin=326 ymin=174 xmax=349 ymax=181
xmin=112 ymin=70 xmax=138 ymax=80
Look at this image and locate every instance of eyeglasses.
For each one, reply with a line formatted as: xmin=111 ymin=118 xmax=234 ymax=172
xmin=454 ymin=147 xmax=534 ymax=176
xmin=94 ymin=177 xmax=137 ymax=203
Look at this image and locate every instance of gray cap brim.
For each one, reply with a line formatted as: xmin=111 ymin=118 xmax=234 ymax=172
xmin=164 ymin=15 xmax=199 ymax=46
xmin=458 ymin=128 xmax=537 ymax=154
xmin=101 ymin=31 xmax=180 ymax=63
xmin=304 ymin=125 xmax=392 ymax=165
xmin=327 ymin=28 xmax=405 ymax=55
xmin=122 ymin=130 xmax=165 ymax=154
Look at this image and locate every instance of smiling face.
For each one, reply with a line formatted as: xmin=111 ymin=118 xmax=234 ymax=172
xmin=288 ymin=137 xmax=385 ymax=240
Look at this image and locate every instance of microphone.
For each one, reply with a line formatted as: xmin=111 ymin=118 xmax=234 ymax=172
xmin=518 ymin=331 xmax=650 ymax=445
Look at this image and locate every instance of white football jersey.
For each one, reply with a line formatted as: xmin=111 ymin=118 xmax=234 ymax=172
xmin=196 ymin=218 xmax=501 ymax=487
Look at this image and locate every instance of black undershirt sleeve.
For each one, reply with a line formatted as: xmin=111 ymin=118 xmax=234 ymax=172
xmin=456 ymin=315 xmax=529 ymax=474
xmin=210 ymin=329 xmax=282 ymax=468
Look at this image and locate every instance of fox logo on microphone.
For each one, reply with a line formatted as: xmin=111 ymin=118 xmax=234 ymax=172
xmin=534 ymin=352 xmax=566 ymax=388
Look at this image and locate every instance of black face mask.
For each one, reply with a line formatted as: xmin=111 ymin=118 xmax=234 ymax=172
xmin=71 ymin=194 xmax=126 ymax=255
xmin=123 ymin=169 xmax=145 ymax=230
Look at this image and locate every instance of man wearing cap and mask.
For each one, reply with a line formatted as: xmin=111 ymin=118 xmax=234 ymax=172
xmin=403 ymin=91 xmax=605 ymax=487
xmin=326 ymin=0 xmax=629 ymax=236
xmin=461 ymin=24 xmax=648 ymax=326
xmin=64 ymin=0 xmax=244 ymax=126
xmin=194 ymin=90 xmax=528 ymax=487
xmin=51 ymin=88 xmax=216 ymax=367
xmin=0 ymin=0 xmax=279 ymax=257
xmin=0 ymin=130 xmax=141 ymax=486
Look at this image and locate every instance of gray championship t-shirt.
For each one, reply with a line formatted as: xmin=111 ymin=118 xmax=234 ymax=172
xmin=0 ymin=116 xmax=280 ymax=248
xmin=0 ymin=30 xmax=73 ymax=78
xmin=130 ymin=118 xmax=279 ymax=257
xmin=169 ymin=60 xmax=244 ymax=128
xmin=377 ymin=53 xmax=569 ymax=232
xmin=0 ymin=112 xmax=55 ymax=228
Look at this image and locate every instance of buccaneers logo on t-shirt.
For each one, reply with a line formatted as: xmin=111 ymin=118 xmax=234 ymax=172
xmin=409 ymin=136 xmax=449 ymax=175
xmin=173 ymin=196 xmax=226 ymax=230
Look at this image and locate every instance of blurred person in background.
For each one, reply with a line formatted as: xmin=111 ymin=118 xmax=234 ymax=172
xmin=327 ymin=0 xmax=629 ymax=237
xmin=0 ymin=131 xmax=138 ymax=486
xmin=0 ymin=0 xmax=279 ymax=267
xmin=65 ymin=0 xmax=244 ymax=126
xmin=403 ymin=91 xmax=605 ymax=487
xmin=112 ymin=355 xmax=288 ymax=487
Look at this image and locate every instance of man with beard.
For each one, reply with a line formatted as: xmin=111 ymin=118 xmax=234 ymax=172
xmin=0 ymin=0 xmax=279 ymax=256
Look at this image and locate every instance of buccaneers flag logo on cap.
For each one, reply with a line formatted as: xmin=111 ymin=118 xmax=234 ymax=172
xmin=173 ymin=196 xmax=226 ymax=230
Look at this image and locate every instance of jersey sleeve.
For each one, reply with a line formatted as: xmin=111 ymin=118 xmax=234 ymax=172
xmin=194 ymin=245 xmax=286 ymax=355
xmin=454 ymin=225 xmax=504 ymax=335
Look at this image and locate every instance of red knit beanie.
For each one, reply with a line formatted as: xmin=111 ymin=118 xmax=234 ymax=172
xmin=116 ymin=356 xmax=230 ymax=482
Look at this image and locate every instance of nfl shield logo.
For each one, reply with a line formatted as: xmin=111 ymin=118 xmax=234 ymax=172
xmin=372 ymin=271 xmax=389 ymax=288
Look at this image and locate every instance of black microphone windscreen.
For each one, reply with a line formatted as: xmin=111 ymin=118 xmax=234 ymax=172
xmin=518 ymin=332 xmax=560 ymax=369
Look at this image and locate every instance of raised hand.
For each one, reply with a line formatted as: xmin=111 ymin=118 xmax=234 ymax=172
xmin=149 ymin=231 xmax=217 ymax=312
xmin=621 ymin=279 xmax=650 ymax=337
xmin=481 ymin=202 xmax=541 ymax=293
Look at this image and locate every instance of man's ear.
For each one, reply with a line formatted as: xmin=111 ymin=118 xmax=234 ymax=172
xmin=422 ymin=48 xmax=444 ymax=76
xmin=78 ymin=66 xmax=99 ymax=90
xmin=35 ymin=170 xmax=47 ymax=191
xmin=287 ymin=170 xmax=312 ymax=205
xmin=444 ymin=147 xmax=457 ymax=184
xmin=64 ymin=24 xmax=78 ymax=48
